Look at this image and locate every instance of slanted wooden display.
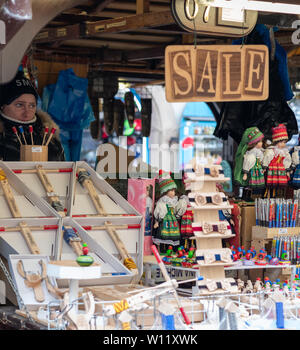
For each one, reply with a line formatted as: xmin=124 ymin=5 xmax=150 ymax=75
xmin=0 ymin=168 xmax=41 ymax=255
xmin=186 ymin=162 xmax=238 ymax=294
xmin=76 ymin=167 xmax=138 ymax=274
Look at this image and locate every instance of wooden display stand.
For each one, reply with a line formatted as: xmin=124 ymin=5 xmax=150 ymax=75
xmin=186 ymin=163 xmax=238 ymax=295
xmin=20 ymin=145 xmax=48 ymax=161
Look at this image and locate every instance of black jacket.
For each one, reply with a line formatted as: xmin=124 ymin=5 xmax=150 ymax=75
xmin=0 ymin=110 xmax=65 ymax=161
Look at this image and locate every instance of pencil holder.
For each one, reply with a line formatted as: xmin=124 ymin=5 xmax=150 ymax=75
xmin=20 ymin=145 xmax=48 ymax=161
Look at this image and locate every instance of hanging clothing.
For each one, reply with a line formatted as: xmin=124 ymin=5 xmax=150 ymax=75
xmin=41 ymin=69 xmax=95 ymax=161
xmin=214 ymin=25 xmax=297 ymax=145
xmin=59 ymin=129 xmax=83 ymax=162
xmin=291 ymin=147 xmax=300 ymax=189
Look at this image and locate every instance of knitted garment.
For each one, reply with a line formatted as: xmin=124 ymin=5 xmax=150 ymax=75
xmin=152 ymin=205 xmax=180 ymax=246
xmin=180 ymin=207 xmax=193 ymax=238
xmin=158 ymin=170 xmax=177 ymax=195
xmin=266 ymin=155 xmax=289 ymax=187
xmin=272 ymin=123 xmax=288 ymax=143
xmin=248 ymin=158 xmax=265 ymax=188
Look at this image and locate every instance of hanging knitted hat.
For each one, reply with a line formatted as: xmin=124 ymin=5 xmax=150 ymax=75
xmin=272 ymin=124 xmax=288 ymax=143
xmin=234 ymin=127 xmax=264 ymax=187
xmin=158 ymin=170 xmax=177 ymax=195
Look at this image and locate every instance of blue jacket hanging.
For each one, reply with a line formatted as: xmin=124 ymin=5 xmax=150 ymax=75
xmin=43 ymin=68 xmax=95 ymax=131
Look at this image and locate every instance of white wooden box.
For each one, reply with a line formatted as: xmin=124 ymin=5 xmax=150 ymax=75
xmin=72 ymin=161 xmax=141 ymax=218
xmin=0 ymin=161 xmax=59 ymax=219
xmin=73 ymin=215 xmax=144 ymax=282
xmin=1 ymin=161 xmax=75 ymax=217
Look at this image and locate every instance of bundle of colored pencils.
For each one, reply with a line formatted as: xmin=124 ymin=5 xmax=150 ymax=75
xmin=255 ymin=198 xmax=299 ymax=228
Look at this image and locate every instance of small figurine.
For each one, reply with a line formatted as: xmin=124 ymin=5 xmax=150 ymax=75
xmin=152 ymin=170 xmax=187 ymax=251
xmin=262 ymin=124 xmax=292 ymax=198
xmin=234 ymin=127 xmax=265 ymax=199
xmin=254 ymin=278 xmax=263 ymax=292
xmin=244 ymin=280 xmax=254 ymax=293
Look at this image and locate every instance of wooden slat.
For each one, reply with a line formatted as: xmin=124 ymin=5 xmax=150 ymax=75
xmin=136 ymin=0 xmax=150 ymax=14
xmin=86 ymin=10 xmax=175 ymax=35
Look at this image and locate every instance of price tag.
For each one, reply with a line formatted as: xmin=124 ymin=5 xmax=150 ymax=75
xmin=31 ymin=146 xmax=42 ymax=153
xmin=278 ymin=228 xmax=288 ymax=235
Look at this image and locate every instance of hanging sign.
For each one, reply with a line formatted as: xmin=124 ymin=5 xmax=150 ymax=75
xmin=171 ymin=0 xmax=258 ymax=37
xmin=165 ymin=45 xmax=269 ymax=102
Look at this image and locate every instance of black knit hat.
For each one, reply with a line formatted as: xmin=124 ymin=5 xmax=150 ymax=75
xmin=0 ymin=71 xmax=38 ymax=107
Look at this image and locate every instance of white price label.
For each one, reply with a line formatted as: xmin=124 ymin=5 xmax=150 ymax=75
xmin=31 ymin=146 xmax=42 ymax=153
xmin=278 ymin=228 xmax=288 ymax=235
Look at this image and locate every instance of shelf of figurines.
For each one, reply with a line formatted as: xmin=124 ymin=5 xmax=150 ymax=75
xmin=154 ymin=243 xmax=297 ymax=272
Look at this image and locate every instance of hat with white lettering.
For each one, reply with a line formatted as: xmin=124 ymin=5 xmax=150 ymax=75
xmin=0 ymin=70 xmax=38 ymax=107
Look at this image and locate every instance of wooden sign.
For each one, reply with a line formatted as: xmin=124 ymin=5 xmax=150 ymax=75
xmin=165 ymin=45 xmax=269 ymax=103
xmin=171 ymin=0 xmax=257 ymax=37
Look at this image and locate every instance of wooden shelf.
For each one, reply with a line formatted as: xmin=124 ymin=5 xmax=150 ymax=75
xmin=191 ymin=234 xmax=235 ymax=240
xmin=192 ymin=205 xmax=233 ymax=210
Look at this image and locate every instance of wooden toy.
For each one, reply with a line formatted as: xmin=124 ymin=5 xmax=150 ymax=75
xmin=17 ymin=259 xmax=46 ymax=302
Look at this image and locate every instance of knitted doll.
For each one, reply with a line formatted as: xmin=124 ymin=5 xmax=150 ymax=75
xmin=152 ymin=170 xmax=187 ymax=249
xmin=262 ymin=124 xmax=292 ymax=197
xmin=234 ymin=127 xmax=265 ymax=198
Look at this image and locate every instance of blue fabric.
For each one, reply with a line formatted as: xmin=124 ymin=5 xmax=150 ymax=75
xmin=233 ymin=24 xmax=294 ymax=101
xmin=44 ymin=68 xmax=94 ymax=131
xmin=59 ymin=129 xmax=83 ymax=162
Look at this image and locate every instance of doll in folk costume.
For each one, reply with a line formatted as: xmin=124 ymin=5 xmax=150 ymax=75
xmin=262 ymin=124 xmax=292 ymax=197
xmin=152 ymin=170 xmax=187 ymax=251
xmin=234 ymin=127 xmax=265 ymax=199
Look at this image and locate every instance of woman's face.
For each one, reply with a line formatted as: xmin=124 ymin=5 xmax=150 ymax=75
xmin=2 ymin=94 xmax=37 ymax=122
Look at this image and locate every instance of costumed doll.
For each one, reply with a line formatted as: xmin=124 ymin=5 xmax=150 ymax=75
xmin=290 ymin=136 xmax=300 ymax=189
xmin=262 ymin=124 xmax=292 ymax=198
xmin=178 ymin=194 xmax=194 ymax=250
xmin=234 ymin=127 xmax=265 ymax=200
xmin=152 ymin=170 xmax=187 ymax=252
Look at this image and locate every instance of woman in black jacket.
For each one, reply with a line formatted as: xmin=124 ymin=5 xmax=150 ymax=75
xmin=0 ymin=71 xmax=65 ymax=161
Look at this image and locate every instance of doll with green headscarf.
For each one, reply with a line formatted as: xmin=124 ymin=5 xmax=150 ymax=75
xmin=234 ymin=127 xmax=265 ymax=190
